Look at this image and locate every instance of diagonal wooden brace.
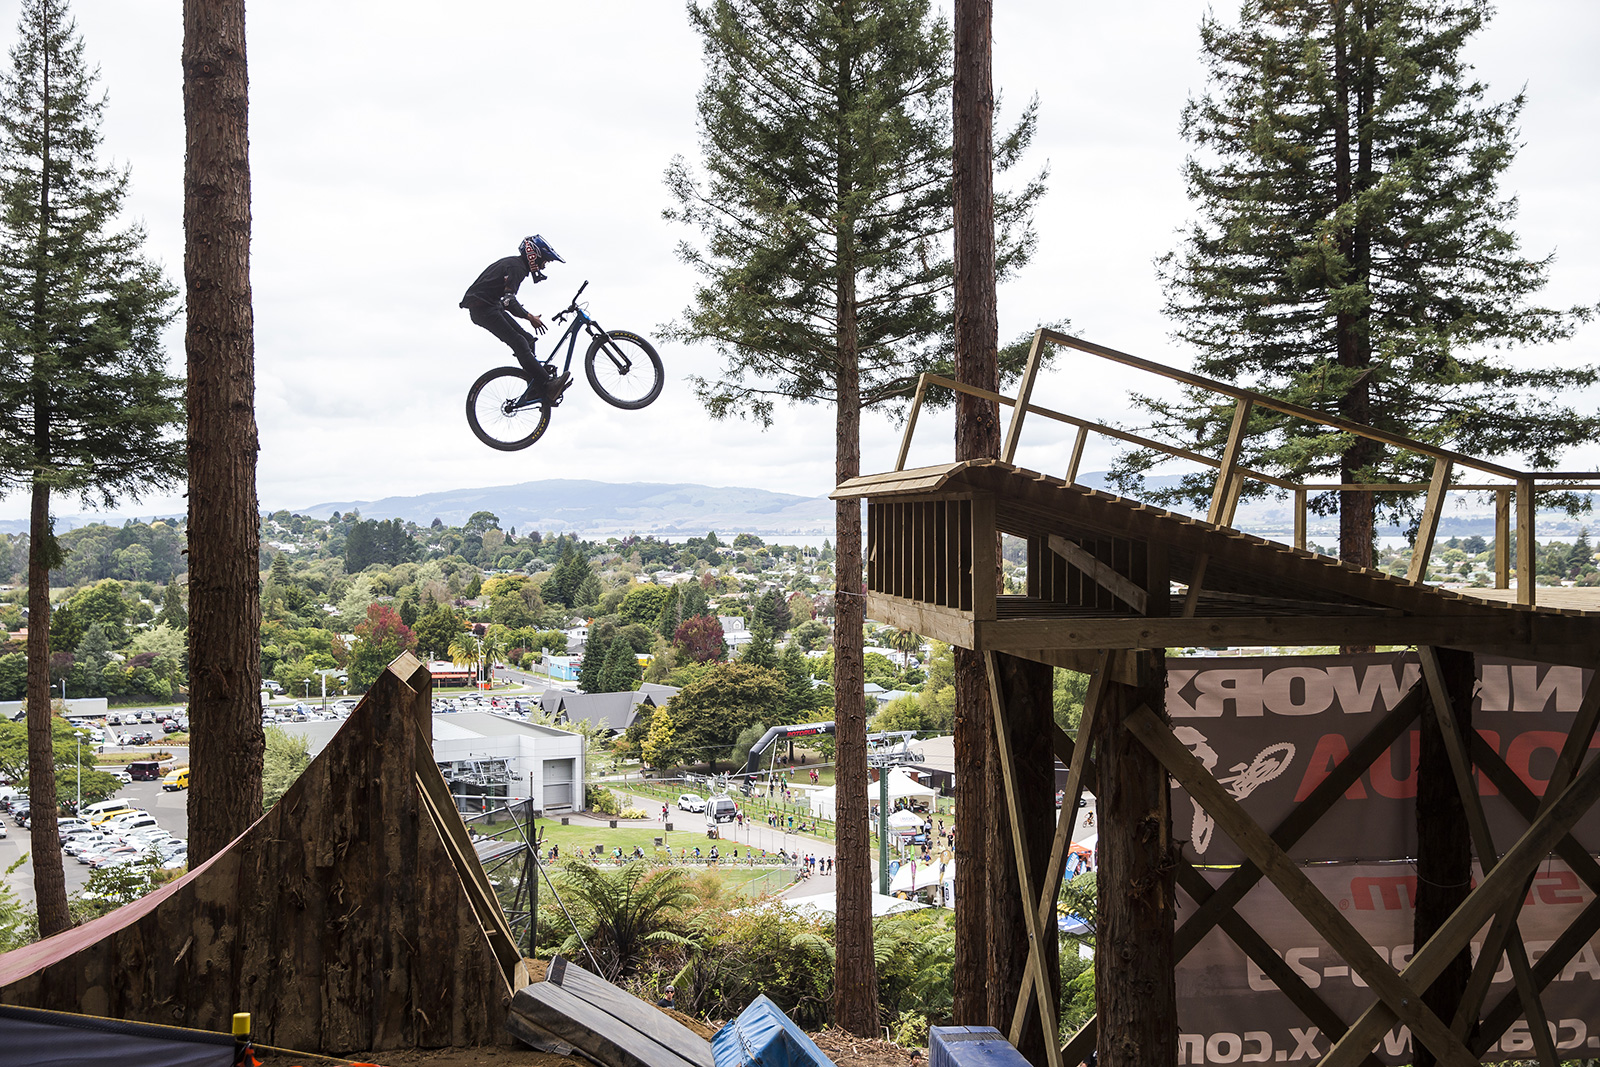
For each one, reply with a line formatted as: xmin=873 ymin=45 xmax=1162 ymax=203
xmin=1124 ymin=705 xmax=1478 ymax=1067
xmin=984 ymin=651 xmax=1063 ymax=1067
xmin=1316 ymin=727 xmax=1600 ymax=1067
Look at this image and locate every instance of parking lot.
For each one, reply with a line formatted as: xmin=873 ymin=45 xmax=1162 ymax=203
xmin=0 ymin=780 xmax=190 ymax=910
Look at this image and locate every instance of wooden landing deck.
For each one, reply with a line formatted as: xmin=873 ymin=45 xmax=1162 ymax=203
xmin=834 ymin=460 xmax=1600 ymax=666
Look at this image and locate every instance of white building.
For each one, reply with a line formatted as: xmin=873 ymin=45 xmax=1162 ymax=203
xmin=277 ymin=711 xmax=586 ymax=815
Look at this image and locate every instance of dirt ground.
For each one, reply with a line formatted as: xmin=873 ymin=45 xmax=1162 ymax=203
xmin=257 ymin=960 xmax=920 ymax=1067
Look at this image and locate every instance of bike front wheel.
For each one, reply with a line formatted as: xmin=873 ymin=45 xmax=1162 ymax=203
xmin=466 ymin=367 xmax=552 ymax=451
xmin=585 ymin=329 xmax=664 ymax=410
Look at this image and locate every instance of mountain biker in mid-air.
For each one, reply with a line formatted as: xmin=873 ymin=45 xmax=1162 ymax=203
xmin=459 ymin=234 xmax=572 ymax=400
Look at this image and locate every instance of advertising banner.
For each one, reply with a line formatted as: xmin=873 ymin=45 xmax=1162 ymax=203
xmin=1176 ymin=861 xmax=1600 ymax=1064
xmin=1166 ymin=654 xmax=1600 ymax=865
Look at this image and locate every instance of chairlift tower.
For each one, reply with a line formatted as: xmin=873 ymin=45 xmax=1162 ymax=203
xmin=867 ymin=747 xmax=922 ymax=894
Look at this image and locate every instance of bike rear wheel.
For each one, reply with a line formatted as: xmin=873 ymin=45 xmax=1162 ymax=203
xmin=585 ymin=329 xmax=664 ymax=409
xmin=466 ymin=367 xmax=552 ymax=450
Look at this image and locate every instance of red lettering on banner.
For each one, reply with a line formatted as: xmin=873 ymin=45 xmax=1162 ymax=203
xmin=1369 ymin=731 xmax=1419 ymax=799
xmin=1507 ymin=730 xmax=1569 ymax=795
xmin=1352 ymin=875 xmax=1417 ymax=910
xmin=1294 ymin=734 xmax=1368 ymax=801
xmin=1535 ymin=868 xmax=1584 ymax=906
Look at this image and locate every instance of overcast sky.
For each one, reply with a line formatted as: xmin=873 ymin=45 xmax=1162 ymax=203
xmin=1 ymin=0 xmax=1596 ymax=524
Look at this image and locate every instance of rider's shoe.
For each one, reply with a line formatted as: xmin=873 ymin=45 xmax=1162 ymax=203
xmin=548 ymin=371 xmax=573 ymax=400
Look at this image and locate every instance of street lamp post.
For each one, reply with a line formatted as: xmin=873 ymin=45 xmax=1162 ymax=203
xmin=315 ymin=668 xmax=341 ymax=711
xmin=75 ymin=730 xmax=81 ymax=814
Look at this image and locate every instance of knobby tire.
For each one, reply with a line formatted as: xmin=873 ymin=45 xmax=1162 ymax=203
xmin=466 ymin=366 xmax=552 ymax=450
xmin=584 ymin=329 xmax=664 ymax=410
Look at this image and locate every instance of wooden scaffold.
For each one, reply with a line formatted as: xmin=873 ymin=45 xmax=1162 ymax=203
xmin=833 ymin=329 xmax=1600 ymax=1067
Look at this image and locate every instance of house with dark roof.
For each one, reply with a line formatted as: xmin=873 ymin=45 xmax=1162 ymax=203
xmin=536 ymin=689 xmax=656 ymax=734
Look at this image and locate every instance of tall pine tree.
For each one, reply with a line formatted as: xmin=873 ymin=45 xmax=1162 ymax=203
xmin=667 ymin=0 xmax=1044 ymax=1034
xmin=1125 ymin=0 xmax=1596 ymax=566
xmin=0 ymin=0 xmax=181 ymax=935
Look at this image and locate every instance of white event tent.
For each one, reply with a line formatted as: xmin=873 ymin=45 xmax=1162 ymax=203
xmin=808 ymin=768 xmax=938 ymax=821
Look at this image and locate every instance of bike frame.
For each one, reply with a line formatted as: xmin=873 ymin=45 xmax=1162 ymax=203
xmin=538 ymin=281 xmax=637 ymax=378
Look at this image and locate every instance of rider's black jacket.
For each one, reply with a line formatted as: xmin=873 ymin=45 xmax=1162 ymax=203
xmin=459 ymin=255 xmax=540 ymax=317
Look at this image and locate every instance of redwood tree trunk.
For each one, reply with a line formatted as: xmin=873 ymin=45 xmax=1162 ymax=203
xmin=26 ymin=481 xmax=69 ymax=936
xmin=951 ymin=0 xmax=1001 ymax=1025
xmin=1093 ymin=652 xmax=1174 ymax=1067
xmin=988 ymin=653 xmax=1059 ymax=1065
xmin=1414 ymin=647 xmax=1476 ymax=1067
xmin=184 ymin=0 xmax=264 ymax=865
xmin=831 ymin=97 xmax=877 ymax=1033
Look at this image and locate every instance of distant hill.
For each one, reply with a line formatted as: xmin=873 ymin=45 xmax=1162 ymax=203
xmin=292 ymin=479 xmax=837 ymax=538
xmin=6 ymin=471 xmax=1595 ymax=541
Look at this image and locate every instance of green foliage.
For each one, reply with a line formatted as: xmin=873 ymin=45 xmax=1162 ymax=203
xmin=873 ymin=909 xmax=955 ymax=1025
xmin=1130 ymin=0 xmax=1598 ymax=553
xmin=578 ymin=627 xmax=609 ymax=694
xmin=262 ymin=725 xmax=311 ymax=812
xmin=619 ymin=584 xmax=670 ymax=628
xmin=659 ymin=662 xmax=787 ymax=771
xmin=665 ymin=0 xmax=1045 ymax=425
xmin=0 ymin=0 xmax=183 ymax=517
xmin=347 ymin=603 xmax=416 ymax=689
xmin=344 ymin=518 xmax=416 ymax=572
xmin=587 ymin=784 xmax=623 ymax=816
xmin=553 ymin=860 xmax=697 ymax=981
xmin=69 ymin=859 xmax=165 ymax=925
xmin=669 ymin=902 xmax=833 ymax=1028
xmin=599 ymin=640 xmax=643 ymax=694
xmin=0 ymin=855 xmax=35 ymax=950
xmin=413 ymin=604 xmax=466 ymax=662
xmin=1054 ymin=669 xmax=1090 ymax=735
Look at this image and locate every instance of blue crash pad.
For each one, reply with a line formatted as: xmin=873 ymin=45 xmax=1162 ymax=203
xmin=711 ymin=995 xmax=836 ymax=1067
xmin=929 ymin=1026 xmax=1030 ymax=1067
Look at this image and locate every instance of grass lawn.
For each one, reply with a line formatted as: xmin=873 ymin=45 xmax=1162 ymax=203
xmin=96 ymin=750 xmax=179 ymax=766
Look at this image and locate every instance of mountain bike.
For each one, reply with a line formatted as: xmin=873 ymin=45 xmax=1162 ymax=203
xmin=465 ymin=280 xmax=664 ymax=450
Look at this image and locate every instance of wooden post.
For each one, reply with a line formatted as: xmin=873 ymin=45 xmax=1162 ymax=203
xmin=1001 ymin=330 xmax=1048 ymax=464
xmin=1516 ymin=477 xmax=1535 ymax=607
xmin=1065 ymin=424 xmax=1088 ymax=485
xmin=1407 ymin=458 xmax=1452 ymax=583
xmin=1293 ymin=488 xmax=1307 ymax=551
xmin=1412 ymin=648 xmax=1478 ymax=1067
xmin=986 ymin=652 xmax=1060 ymax=1067
xmin=1091 ymin=651 xmax=1174 ymax=1067
xmin=1494 ymin=487 xmax=1510 ymax=588
xmin=1207 ymin=398 xmax=1253 ymax=525
xmin=895 ymin=374 xmax=929 ymax=472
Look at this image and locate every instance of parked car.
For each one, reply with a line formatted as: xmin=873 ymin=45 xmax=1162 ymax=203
xmin=56 ymin=818 xmax=90 ymax=844
xmin=677 ymin=793 xmax=706 ymax=813
xmin=64 ymin=831 xmax=108 ymax=856
xmin=127 ymin=732 xmax=155 ymax=746
xmin=162 ymin=767 xmax=190 ymax=791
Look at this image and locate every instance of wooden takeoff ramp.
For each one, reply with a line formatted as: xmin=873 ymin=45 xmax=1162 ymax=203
xmin=835 ymin=331 xmax=1600 ymax=1067
xmin=0 ymin=653 xmax=526 ymax=1056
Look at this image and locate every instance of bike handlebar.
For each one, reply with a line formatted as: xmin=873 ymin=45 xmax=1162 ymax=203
xmin=553 ymin=280 xmax=591 ymax=324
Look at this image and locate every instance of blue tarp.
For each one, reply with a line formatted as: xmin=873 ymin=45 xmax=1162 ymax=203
xmin=0 ymin=1004 xmax=234 ymax=1067
xmin=711 ymin=995 xmax=836 ymax=1067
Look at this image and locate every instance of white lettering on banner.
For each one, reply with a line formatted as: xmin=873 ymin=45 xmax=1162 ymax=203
xmin=1560 ymin=942 xmax=1600 ymax=981
xmin=1207 ymin=1033 xmax=1243 ymax=1063
xmin=1382 ymin=1028 xmax=1411 ymax=1057
xmin=1325 ymin=663 xmax=1414 ymax=715
xmin=1180 ymin=1034 xmax=1205 ymax=1064
xmin=1192 ymin=669 xmax=1264 ymax=717
xmin=1288 ymin=1027 xmax=1321 ymax=1061
xmin=1512 ymin=664 xmax=1585 ymax=712
xmin=1559 ymin=1020 xmax=1589 ymax=1050
xmin=1263 ymin=668 xmax=1335 ymax=716
xmin=1242 ymin=1032 xmax=1271 ymax=1063
xmin=1286 ymin=947 xmax=1321 ymax=987
xmin=1168 ymin=670 xmax=1200 ymax=714
xmin=1246 ymin=955 xmax=1274 ymax=992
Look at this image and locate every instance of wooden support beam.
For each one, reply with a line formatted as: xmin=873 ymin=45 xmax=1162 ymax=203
xmin=1494 ymin=487 xmax=1510 ymax=589
xmin=1047 ymin=535 xmax=1148 ymax=613
xmin=1451 ymin=667 xmax=1600 ymax=1045
xmin=1417 ymin=649 xmax=1555 ymax=1067
xmin=1065 ymin=425 xmax=1088 ymax=485
xmin=1516 ymin=477 xmax=1536 ymax=607
xmin=1207 ymin=398 xmax=1254 ymax=526
xmin=1123 ymin=706 xmax=1477 ymax=1067
xmin=896 ymin=374 xmax=930 ymax=473
xmin=971 ymin=494 xmax=998 ymax=621
xmin=983 ymin=651 xmax=1062 ymax=1067
xmin=1317 ymin=729 xmax=1600 ymax=1067
xmin=1293 ymin=488 xmax=1307 ymax=551
xmin=1407 ymin=459 xmax=1453 ymax=584
xmin=1011 ymin=651 xmax=1111 ymax=1041
xmin=1175 ymin=684 xmax=1424 ymax=956
xmin=1001 ymin=331 xmax=1049 ymax=465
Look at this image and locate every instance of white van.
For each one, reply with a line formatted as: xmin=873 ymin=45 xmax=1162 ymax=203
xmin=81 ymin=799 xmax=133 ymax=820
xmin=106 ymin=813 xmax=159 ymax=835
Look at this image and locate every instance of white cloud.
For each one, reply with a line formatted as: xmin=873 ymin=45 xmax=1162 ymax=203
xmin=1 ymin=0 xmax=1596 ymax=522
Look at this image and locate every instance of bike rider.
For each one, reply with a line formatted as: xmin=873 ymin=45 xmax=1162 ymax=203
xmin=460 ymin=235 xmax=572 ymax=400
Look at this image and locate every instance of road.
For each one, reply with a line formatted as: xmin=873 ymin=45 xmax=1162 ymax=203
xmin=0 ymin=780 xmax=189 ymax=911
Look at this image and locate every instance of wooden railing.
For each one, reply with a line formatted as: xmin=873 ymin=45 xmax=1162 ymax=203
xmin=894 ymin=328 xmax=1600 ymax=608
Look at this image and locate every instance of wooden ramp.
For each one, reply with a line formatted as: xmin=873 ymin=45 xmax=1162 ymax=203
xmin=507 ymin=955 xmax=714 ymax=1067
xmin=835 ymin=459 xmax=1600 ymax=669
xmin=0 ymin=654 xmax=526 ymax=1056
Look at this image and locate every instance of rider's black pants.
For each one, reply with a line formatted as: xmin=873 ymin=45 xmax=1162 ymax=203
xmin=469 ymin=306 xmax=543 ymax=372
